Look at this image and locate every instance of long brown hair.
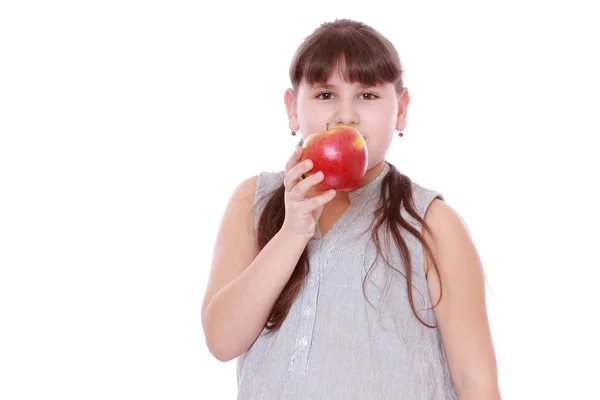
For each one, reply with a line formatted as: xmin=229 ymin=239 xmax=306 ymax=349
xmin=256 ymin=19 xmax=442 ymax=333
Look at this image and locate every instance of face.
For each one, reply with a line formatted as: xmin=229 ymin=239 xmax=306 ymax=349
xmin=285 ymin=68 xmax=410 ymax=173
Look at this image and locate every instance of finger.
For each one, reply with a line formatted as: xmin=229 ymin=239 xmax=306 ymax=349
xmin=284 ymin=146 xmax=303 ymax=174
xmin=290 ymin=170 xmax=324 ymax=199
xmin=284 ymin=159 xmax=312 ymax=192
xmin=303 ymin=189 xmax=336 ymax=212
xmin=284 ymin=159 xmax=313 ymax=192
xmin=306 ymin=184 xmax=328 ymax=199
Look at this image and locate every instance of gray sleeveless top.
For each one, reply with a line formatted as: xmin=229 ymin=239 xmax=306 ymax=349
xmin=237 ymin=162 xmax=458 ymax=399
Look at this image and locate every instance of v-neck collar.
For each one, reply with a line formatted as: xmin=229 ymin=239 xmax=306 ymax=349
xmin=347 ymin=161 xmax=390 ymax=205
xmin=311 ymin=162 xmax=390 ymax=242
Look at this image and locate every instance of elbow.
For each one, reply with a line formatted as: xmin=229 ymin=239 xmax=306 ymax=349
xmin=203 ymin=330 xmax=233 ymax=362
xmin=205 ymin=336 xmax=238 ymax=363
xmin=201 ymin=313 xmax=240 ymax=363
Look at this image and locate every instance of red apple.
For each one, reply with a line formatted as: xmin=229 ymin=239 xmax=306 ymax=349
xmin=300 ymin=124 xmax=368 ymax=192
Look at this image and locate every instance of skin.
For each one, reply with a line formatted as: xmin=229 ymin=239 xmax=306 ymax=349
xmin=284 ymin=67 xmax=501 ymax=399
xmin=284 ymin=68 xmax=408 ymax=202
xmin=423 ymin=199 xmax=502 ymax=399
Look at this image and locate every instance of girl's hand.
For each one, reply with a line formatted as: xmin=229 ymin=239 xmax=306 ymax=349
xmin=280 ymin=146 xmax=336 ymax=240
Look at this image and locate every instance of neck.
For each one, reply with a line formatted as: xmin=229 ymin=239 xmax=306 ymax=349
xmin=359 ymin=161 xmax=385 ymax=188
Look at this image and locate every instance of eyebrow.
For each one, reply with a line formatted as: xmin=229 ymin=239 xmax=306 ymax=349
xmin=312 ymin=83 xmax=378 ymax=90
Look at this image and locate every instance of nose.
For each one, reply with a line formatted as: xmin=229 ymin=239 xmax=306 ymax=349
xmin=334 ymin=99 xmax=359 ymax=126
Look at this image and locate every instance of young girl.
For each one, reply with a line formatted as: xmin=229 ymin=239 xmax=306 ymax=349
xmin=202 ymin=19 xmax=500 ymax=400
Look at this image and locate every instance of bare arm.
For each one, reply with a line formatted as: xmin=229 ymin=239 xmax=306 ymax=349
xmin=423 ymin=199 xmax=501 ymax=399
xmin=201 ymin=176 xmax=309 ymax=362
xmin=201 ymin=148 xmax=334 ymax=362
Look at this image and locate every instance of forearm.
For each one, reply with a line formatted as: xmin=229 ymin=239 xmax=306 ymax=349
xmin=202 ymin=228 xmax=309 ymax=362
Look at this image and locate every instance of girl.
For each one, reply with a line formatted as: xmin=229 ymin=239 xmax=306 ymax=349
xmin=202 ymin=18 xmax=500 ymax=400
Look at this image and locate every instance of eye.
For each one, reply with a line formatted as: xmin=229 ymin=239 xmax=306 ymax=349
xmin=316 ymin=92 xmax=333 ymax=100
xmin=360 ymin=92 xmax=379 ymax=100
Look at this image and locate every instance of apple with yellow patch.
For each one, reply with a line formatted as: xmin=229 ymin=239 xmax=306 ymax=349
xmin=300 ymin=124 xmax=368 ymax=192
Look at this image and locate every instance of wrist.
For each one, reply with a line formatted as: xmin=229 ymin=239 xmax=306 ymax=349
xmin=277 ymin=226 xmax=314 ymax=245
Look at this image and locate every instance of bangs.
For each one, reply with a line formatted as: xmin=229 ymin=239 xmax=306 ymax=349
xmin=290 ymin=22 xmax=403 ymax=90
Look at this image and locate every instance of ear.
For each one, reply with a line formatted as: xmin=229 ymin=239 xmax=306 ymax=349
xmin=395 ymin=87 xmax=411 ymax=132
xmin=284 ymin=88 xmax=299 ymax=132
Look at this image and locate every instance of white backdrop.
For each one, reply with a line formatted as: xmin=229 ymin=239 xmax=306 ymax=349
xmin=1 ymin=1 xmax=599 ymax=399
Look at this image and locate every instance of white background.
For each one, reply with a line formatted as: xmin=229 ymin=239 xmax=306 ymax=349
xmin=1 ymin=0 xmax=599 ymax=399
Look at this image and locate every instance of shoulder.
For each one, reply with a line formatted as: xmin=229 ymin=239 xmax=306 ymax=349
xmin=225 ymin=175 xmax=259 ymax=215
xmin=424 ymin=197 xmax=457 ymax=223
xmin=231 ymin=174 xmax=259 ymax=197
xmin=229 ymin=169 xmax=284 ymax=202
xmin=422 ymin=197 xmax=473 ymax=274
xmin=230 ymin=170 xmax=286 ymax=232
xmin=423 ymin=197 xmax=469 ymax=236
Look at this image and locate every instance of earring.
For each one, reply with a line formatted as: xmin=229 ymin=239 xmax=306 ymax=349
xmin=291 ymin=131 xmax=297 ymax=136
xmin=398 ymin=131 xmax=404 ymax=137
